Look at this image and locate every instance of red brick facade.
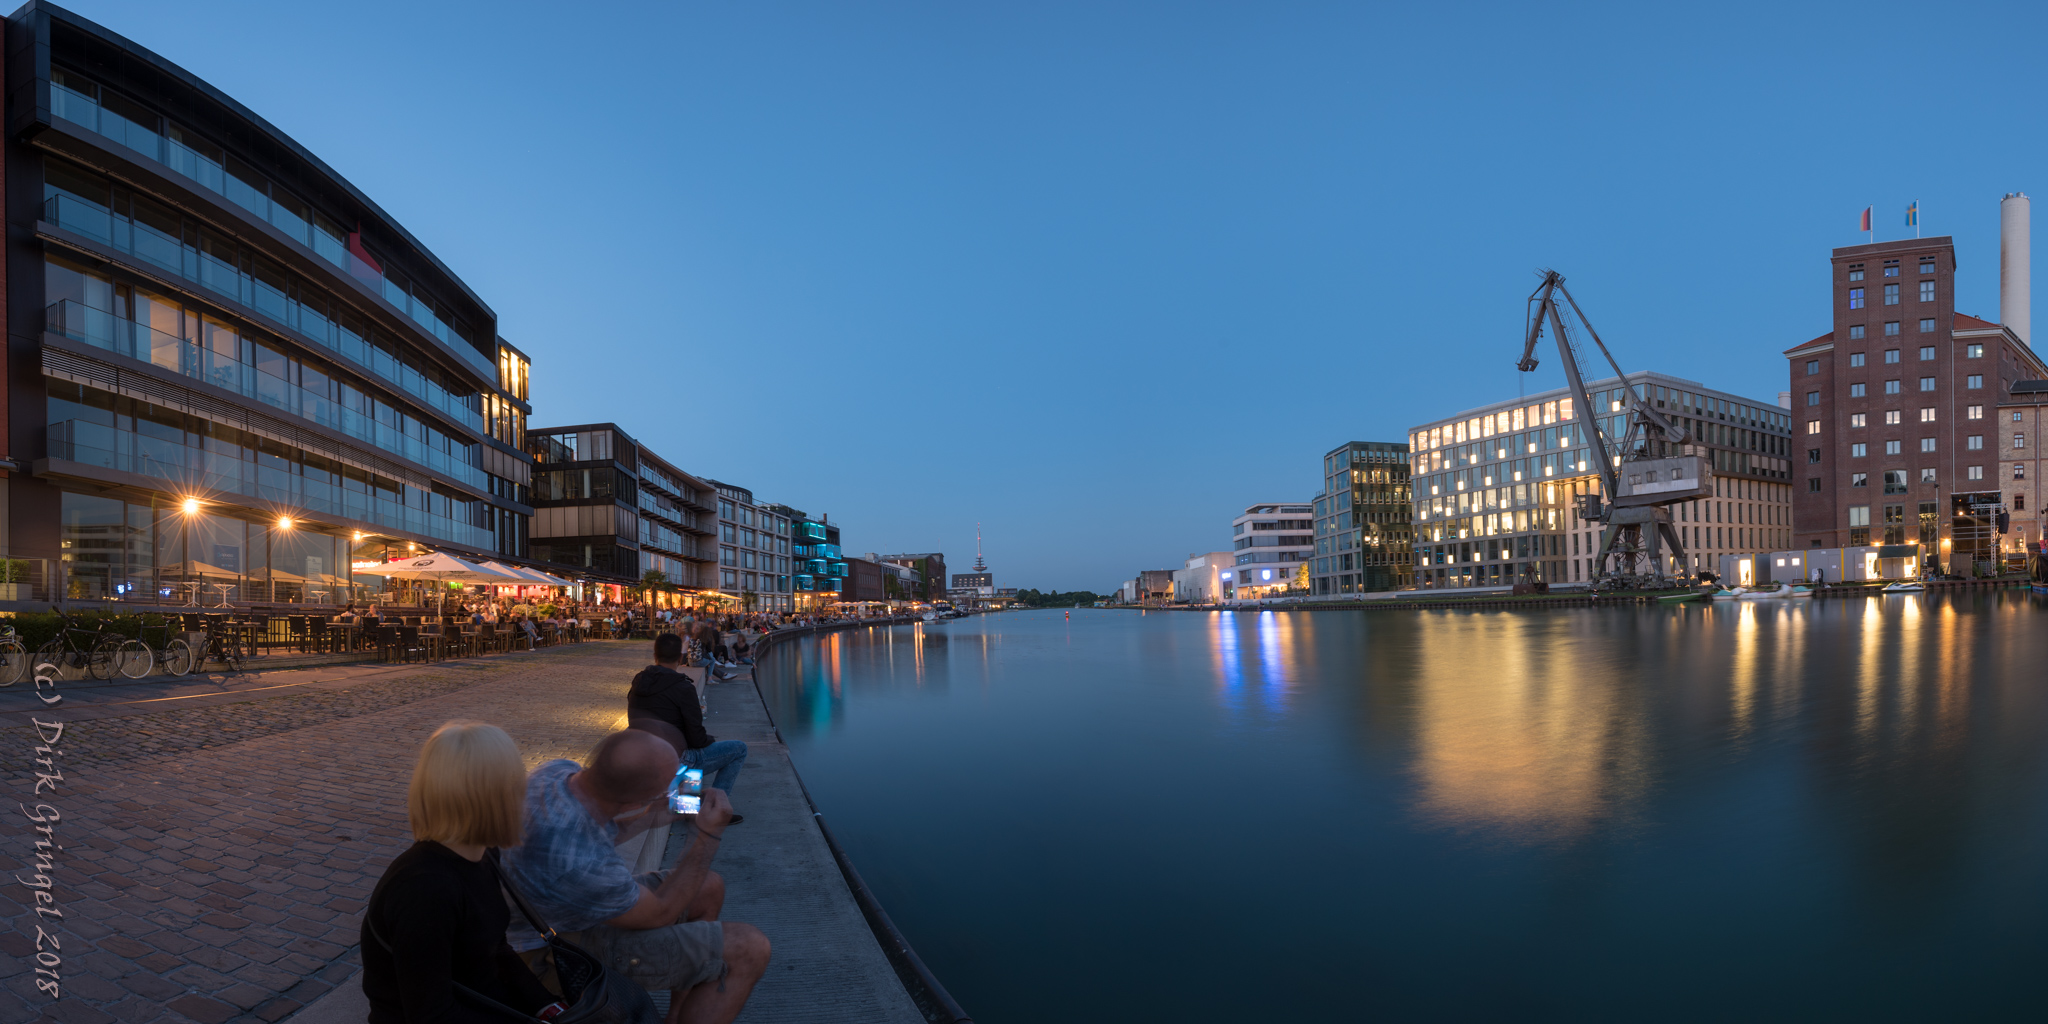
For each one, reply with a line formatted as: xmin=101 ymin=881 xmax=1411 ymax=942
xmin=1787 ymin=237 xmax=2048 ymax=567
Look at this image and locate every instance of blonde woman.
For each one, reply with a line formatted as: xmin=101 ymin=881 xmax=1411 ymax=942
xmin=362 ymin=721 xmax=562 ymax=1022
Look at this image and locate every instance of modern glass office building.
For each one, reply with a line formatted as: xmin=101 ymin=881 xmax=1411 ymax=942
xmin=1309 ymin=441 xmax=1413 ymax=596
xmin=14 ymin=3 xmax=535 ymax=600
xmin=786 ymin=510 xmax=847 ymax=608
xmin=526 ymin=424 xmax=719 ymax=602
xmin=1408 ymin=373 xmax=1795 ymax=588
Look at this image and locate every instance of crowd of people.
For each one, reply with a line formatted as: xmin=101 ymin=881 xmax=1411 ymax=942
xmin=361 ymin=628 xmax=775 ymax=1023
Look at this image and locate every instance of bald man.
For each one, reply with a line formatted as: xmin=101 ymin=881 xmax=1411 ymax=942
xmin=504 ymin=730 xmax=771 ymax=1024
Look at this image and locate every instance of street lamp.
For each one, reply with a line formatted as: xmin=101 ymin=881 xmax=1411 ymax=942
xmin=267 ymin=515 xmax=296 ymax=603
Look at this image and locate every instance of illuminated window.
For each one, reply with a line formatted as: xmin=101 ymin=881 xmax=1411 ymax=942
xmin=1849 ymin=288 xmax=1866 ymax=309
xmin=1968 ymin=465 xmax=1984 ymax=480
xmin=1885 ymin=410 xmax=1901 ymax=425
xmin=1806 ymin=420 xmax=1820 ymax=434
xmin=1968 ymin=405 xmax=1984 ymax=419
xmin=1967 ymin=344 xmax=1984 ymax=358
xmin=1850 ymin=413 xmax=1867 ymax=428
xmin=1920 ymin=408 xmax=1936 ymax=422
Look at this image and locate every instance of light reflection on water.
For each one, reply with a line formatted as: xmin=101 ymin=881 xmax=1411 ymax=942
xmin=758 ymin=595 xmax=2048 ymax=1022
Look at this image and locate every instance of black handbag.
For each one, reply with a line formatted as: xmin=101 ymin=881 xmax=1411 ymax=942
xmin=365 ymin=850 xmax=660 ymax=1024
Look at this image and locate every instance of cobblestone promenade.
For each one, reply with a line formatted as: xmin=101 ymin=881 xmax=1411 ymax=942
xmin=0 ymin=643 xmax=659 ymax=1024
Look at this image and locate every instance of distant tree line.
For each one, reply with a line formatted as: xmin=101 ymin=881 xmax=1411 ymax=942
xmin=1014 ymin=588 xmax=1101 ymax=607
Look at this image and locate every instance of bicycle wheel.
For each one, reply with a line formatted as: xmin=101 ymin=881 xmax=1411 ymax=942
xmin=161 ymin=638 xmax=196 ymax=677
xmin=87 ymin=636 xmax=121 ymax=680
xmin=112 ymin=638 xmax=153 ymax=679
xmin=0 ymin=640 xmax=26 ymax=686
xmin=33 ymin=639 xmax=69 ymax=681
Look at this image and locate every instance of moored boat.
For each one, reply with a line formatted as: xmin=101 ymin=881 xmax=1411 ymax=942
xmin=1881 ymin=581 xmax=1926 ymax=593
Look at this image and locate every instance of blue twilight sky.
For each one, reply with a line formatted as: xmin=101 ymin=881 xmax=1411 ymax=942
xmin=59 ymin=0 xmax=2048 ymax=590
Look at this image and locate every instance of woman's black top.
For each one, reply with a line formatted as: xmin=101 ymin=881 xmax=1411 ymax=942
xmin=361 ymin=841 xmax=555 ymax=1023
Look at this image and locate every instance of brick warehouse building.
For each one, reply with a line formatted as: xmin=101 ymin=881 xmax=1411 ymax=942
xmin=1785 ymin=236 xmax=2047 ymax=573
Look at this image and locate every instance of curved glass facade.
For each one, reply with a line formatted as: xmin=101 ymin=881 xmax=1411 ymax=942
xmin=9 ymin=4 xmax=533 ymax=599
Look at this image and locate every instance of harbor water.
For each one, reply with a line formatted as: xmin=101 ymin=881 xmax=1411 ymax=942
xmin=756 ymin=597 xmax=2048 ymax=1022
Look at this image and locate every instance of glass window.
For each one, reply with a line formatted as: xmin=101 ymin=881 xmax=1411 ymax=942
xmin=1884 ymin=262 xmax=1900 ymax=277
xmin=1919 ymin=320 xmax=1936 ymax=334
xmin=1919 ymin=345 xmax=1935 ymax=359
xmin=1967 ymin=344 xmax=1984 ymax=358
xmin=1884 ymin=348 xmax=1900 ymax=362
xmin=1968 ymin=405 xmax=1984 ymax=419
xmin=1806 ymin=420 xmax=1820 ymax=434
xmin=1807 ymin=391 xmax=1820 ymax=406
xmin=1968 ymin=465 xmax=1984 ymax=480
xmin=1851 ymin=413 xmax=1867 ymax=427
xmin=1921 ymin=377 xmax=1937 ymax=391
xmin=1885 ymin=410 xmax=1901 ymax=425
xmin=1851 ymin=443 xmax=1867 ymax=457
xmin=1920 ymin=280 xmax=1935 ymax=302
xmin=1921 ymin=437 xmax=1936 ymax=452
xmin=1806 ymin=359 xmax=1819 ymax=375
xmin=1884 ymin=283 xmax=1900 ymax=304
xmin=2015 ymin=433 xmax=2027 ymax=449
xmin=1808 ymin=448 xmax=1822 ymax=464
xmin=1809 ymin=478 xmax=1821 ymax=492
xmin=1967 ymin=435 xmax=1984 ymax=450
xmin=1849 ymin=325 xmax=1866 ymax=339
xmin=1920 ymin=260 xmax=1935 ymax=274
xmin=1968 ymin=375 xmax=1984 ymax=389
xmin=1885 ymin=324 xmax=1901 ymax=338
xmin=1850 ymin=383 xmax=1866 ymax=397
xmin=1849 ymin=353 xmax=1866 ymax=367
xmin=1922 ymin=468 xmax=1937 ymax=483
xmin=1849 ymin=265 xmax=1865 ymax=281
xmin=1885 ymin=440 xmax=1901 ymax=455
xmin=1849 ymin=288 xmax=1866 ymax=309
xmin=1851 ymin=472 xmax=1868 ymax=487
xmin=1885 ymin=380 xmax=1902 ymax=395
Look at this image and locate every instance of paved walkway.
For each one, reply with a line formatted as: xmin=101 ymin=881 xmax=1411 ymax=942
xmin=0 ymin=640 xmax=919 ymax=1024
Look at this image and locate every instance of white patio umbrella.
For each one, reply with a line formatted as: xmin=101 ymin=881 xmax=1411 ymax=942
xmin=351 ymin=551 xmax=522 ymax=584
xmin=481 ymin=561 xmax=572 ymax=587
xmin=351 ymin=552 xmax=523 ymax=610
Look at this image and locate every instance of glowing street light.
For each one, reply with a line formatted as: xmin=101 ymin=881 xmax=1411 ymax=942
xmin=277 ymin=516 xmax=294 ymax=530
xmin=181 ymin=497 xmax=200 ymax=515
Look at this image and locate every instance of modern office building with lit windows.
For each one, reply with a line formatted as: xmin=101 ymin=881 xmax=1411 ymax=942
xmin=1231 ymin=503 xmax=1313 ymax=597
xmin=525 ymin=424 xmax=719 ymax=602
xmin=1408 ymin=374 xmax=1795 ymax=588
xmin=16 ymin=3 xmax=537 ymax=601
xmin=1308 ymin=441 xmax=1413 ymax=597
xmin=786 ymin=509 xmax=847 ymax=608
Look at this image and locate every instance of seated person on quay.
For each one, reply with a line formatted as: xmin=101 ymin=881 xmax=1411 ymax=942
xmin=630 ymin=634 xmax=748 ymax=824
xmin=503 ymin=730 xmax=770 ymax=1024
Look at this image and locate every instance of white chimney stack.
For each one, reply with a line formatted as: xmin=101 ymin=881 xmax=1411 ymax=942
xmin=2002 ymin=192 xmax=2030 ymax=344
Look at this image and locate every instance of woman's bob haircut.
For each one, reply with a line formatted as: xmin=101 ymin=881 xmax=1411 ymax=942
xmin=407 ymin=721 xmax=525 ymax=848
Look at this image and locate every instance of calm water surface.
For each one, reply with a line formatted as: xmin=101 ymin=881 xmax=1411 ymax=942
xmin=757 ymin=598 xmax=2048 ymax=1022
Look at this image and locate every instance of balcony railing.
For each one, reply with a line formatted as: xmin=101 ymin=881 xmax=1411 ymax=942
xmin=47 ymin=300 xmax=488 ymax=491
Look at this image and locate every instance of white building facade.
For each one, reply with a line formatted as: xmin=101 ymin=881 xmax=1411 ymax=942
xmin=1231 ymin=503 xmax=1314 ymax=598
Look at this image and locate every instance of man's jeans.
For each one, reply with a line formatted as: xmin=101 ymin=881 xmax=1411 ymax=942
xmin=683 ymin=740 xmax=748 ymax=798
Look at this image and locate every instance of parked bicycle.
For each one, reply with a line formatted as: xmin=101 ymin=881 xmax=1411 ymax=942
xmin=202 ymin=618 xmax=252 ymax=675
xmin=33 ymin=612 xmax=132 ymax=681
xmin=137 ymin=620 xmax=196 ymax=677
xmin=0 ymin=625 xmax=29 ymax=686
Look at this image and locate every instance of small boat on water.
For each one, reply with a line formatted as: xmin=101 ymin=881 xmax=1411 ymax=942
xmin=1658 ymin=592 xmax=1703 ymax=603
xmin=1882 ymin=581 xmax=1927 ymax=593
xmin=1709 ymin=587 xmax=1745 ymax=601
xmin=1738 ymin=583 xmax=1814 ymax=600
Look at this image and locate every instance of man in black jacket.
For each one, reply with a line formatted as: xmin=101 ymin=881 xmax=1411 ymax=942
xmin=628 ymin=634 xmax=748 ymax=824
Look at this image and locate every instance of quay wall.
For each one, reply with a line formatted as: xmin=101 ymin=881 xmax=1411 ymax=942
xmin=752 ymin=615 xmax=974 ymax=1024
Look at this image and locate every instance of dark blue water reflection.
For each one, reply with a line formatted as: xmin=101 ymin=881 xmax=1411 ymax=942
xmin=757 ymin=598 xmax=2048 ymax=1022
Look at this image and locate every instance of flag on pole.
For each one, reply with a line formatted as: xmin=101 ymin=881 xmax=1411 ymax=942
xmin=1860 ymin=206 xmax=1873 ymax=232
xmin=1906 ymin=201 xmax=1918 ymax=227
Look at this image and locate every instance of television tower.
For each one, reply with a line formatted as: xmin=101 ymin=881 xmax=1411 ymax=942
xmin=973 ymin=522 xmax=987 ymax=572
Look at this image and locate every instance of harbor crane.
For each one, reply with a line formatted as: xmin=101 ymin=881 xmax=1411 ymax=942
xmin=1517 ymin=270 xmax=1714 ymax=589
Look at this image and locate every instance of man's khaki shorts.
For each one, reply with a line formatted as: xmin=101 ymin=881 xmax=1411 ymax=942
xmin=519 ymin=870 xmax=727 ymax=994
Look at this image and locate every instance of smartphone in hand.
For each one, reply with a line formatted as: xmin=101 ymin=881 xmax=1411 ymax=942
xmin=669 ymin=766 xmax=704 ymax=815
